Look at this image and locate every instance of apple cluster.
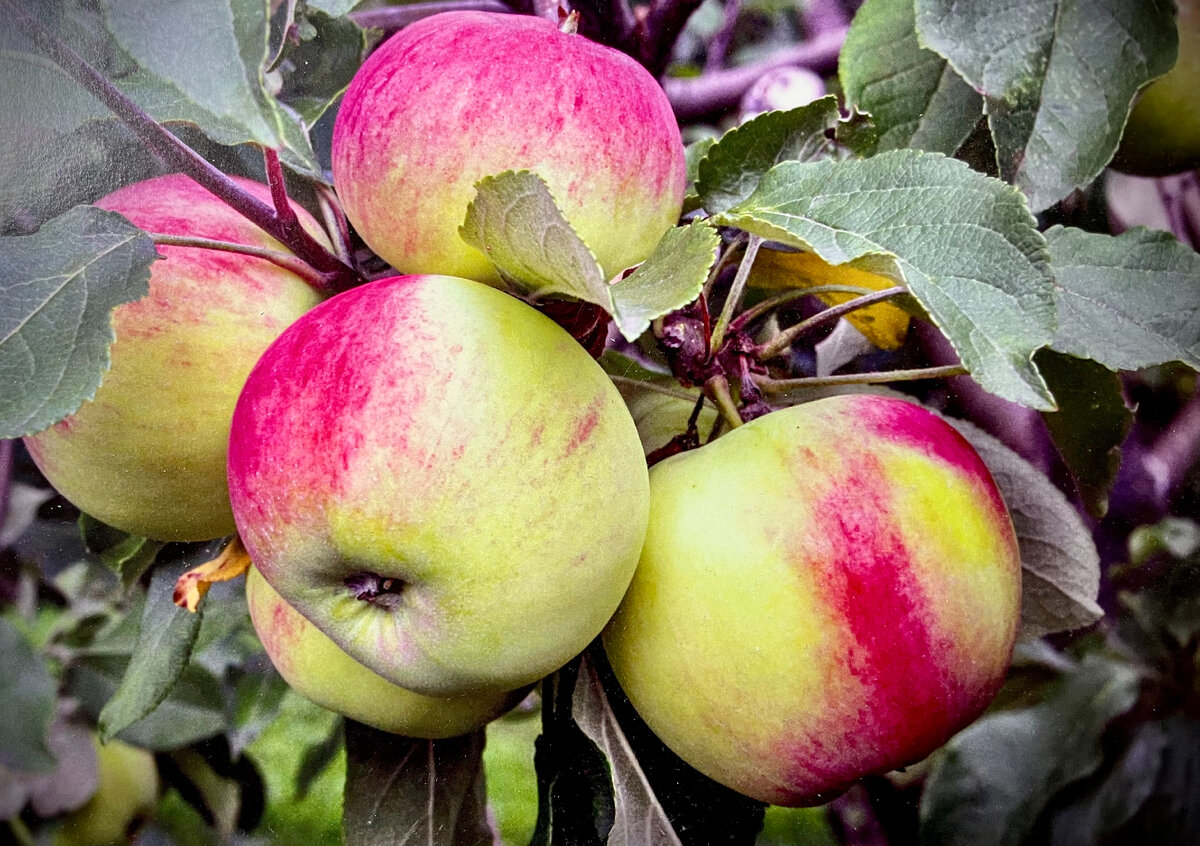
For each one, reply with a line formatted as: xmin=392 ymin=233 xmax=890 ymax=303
xmin=23 ymin=10 xmax=1023 ymax=809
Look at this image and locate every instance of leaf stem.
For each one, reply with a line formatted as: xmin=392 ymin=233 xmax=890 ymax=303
xmin=149 ymin=234 xmax=333 ymax=291
xmin=755 ymin=285 xmax=907 ymax=360
xmin=314 ymin=184 xmax=354 ymax=264
xmin=3 ymin=0 xmax=363 ymax=292
xmin=702 ymin=232 xmax=746 ymax=299
xmin=709 ymin=234 xmax=763 ymax=353
xmin=608 ymin=374 xmax=710 ymax=405
xmin=263 ymin=148 xmax=299 ymax=229
xmin=729 ymin=284 xmax=876 ymax=332
xmin=705 ymin=374 xmax=745 ymax=428
xmin=755 ymin=364 xmax=968 ymax=394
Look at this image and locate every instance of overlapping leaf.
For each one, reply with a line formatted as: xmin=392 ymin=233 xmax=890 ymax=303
xmin=0 ymin=206 xmax=156 ymax=439
xmin=1046 ymin=225 xmax=1200 ymax=371
xmin=461 ymin=171 xmax=716 ymax=341
xmin=714 ymin=150 xmax=1057 ymax=408
xmin=914 ymin=0 xmax=1178 ymax=212
xmin=840 ymin=0 xmax=982 ymax=156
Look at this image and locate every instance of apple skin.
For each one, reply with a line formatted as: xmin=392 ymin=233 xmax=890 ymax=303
xmin=331 ymin=11 xmax=686 ymax=283
xmin=228 ymin=274 xmax=649 ymax=697
xmin=246 ymin=565 xmax=526 ymax=738
xmin=603 ymin=395 xmax=1022 ymax=806
xmin=54 ymin=735 xmax=157 ymax=846
xmin=1113 ymin=0 xmax=1200 ymax=176
xmin=23 ymin=174 xmax=326 ymax=541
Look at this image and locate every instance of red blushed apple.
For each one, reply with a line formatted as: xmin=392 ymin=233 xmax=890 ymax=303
xmin=227 ymin=274 xmax=649 ymax=697
xmin=603 ymin=395 xmax=1022 ymax=806
xmin=331 ymin=11 xmax=686 ymax=283
xmin=23 ymin=174 xmax=327 ymax=541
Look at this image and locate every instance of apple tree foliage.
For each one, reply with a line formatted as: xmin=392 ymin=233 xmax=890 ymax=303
xmin=1 ymin=0 xmax=1199 ymax=844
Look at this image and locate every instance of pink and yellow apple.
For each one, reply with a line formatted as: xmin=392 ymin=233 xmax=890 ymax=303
xmin=603 ymin=394 xmax=1021 ymax=806
xmin=23 ymin=174 xmax=327 ymax=541
xmin=246 ymin=565 xmax=525 ymax=737
xmin=228 ymin=274 xmax=649 ymax=697
xmin=1113 ymin=0 xmax=1200 ymax=176
xmin=331 ymin=11 xmax=686 ymax=283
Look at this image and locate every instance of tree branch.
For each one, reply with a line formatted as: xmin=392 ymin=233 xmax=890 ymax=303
xmin=755 ymin=286 xmax=907 ymax=361
xmin=636 ymin=0 xmax=709 ymax=77
xmin=755 ymin=364 xmax=968 ymax=394
xmin=350 ymin=0 xmax=514 ymax=36
xmin=5 ymin=0 xmax=363 ymax=292
xmin=664 ymin=26 xmax=846 ymax=119
xmin=149 ymin=234 xmax=334 ymax=292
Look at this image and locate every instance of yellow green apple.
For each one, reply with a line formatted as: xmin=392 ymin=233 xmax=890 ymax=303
xmin=603 ymin=394 xmax=1022 ymax=806
xmin=54 ymin=735 xmax=157 ymax=846
xmin=246 ymin=565 xmax=525 ymax=737
xmin=331 ymin=10 xmax=686 ymax=283
xmin=23 ymin=174 xmax=327 ymax=541
xmin=1113 ymin=0 xmax=1200 ymax=175
xmin=228 ymin=274 xmax=649 ymax=697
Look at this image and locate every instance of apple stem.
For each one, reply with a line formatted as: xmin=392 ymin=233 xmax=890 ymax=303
xmin=148 ymin=234 xmax=336 ymax=291
xmin=709 ymin=235 xmax=763 ymax=354
xmin=4 ymin=0 xmax=365 ymax=294
xmin=754 ymin=364 xmax=969 ymax=394
xmin=729 ymin=284 xmax=878 ymax=333
xmin=754 ymin=285 xmax=908 ymax=361
xmin=314 ymin=184 xmax=355 ymax=264
xmin=705 ymin=374 xmax=745 ymax=429
xmin=263 ymin=148 xmax=300 ymax=229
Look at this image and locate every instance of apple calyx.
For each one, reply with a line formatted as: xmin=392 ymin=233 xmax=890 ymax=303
xmin=345 ymin=572 xmax=406 ymax=608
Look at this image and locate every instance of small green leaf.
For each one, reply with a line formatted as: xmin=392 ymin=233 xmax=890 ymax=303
xmin=274 ymin=6 xmax=366 ymax=126
xmin=920 ymin=655 xmax=1142 ymax=846
xmin=572 ymin=655 xmax=683 ymax=846
xmin=683 ymin=136 xmax=717 ymax=194
xmin=79 ymin=514 xmax=165 ymax=589
xmin=459 ymin=170 xmax=609 ymax=305
xmin=609 ymin=221 xmax=719 ymax=342
xmin=947 ymin=414 xmax=1103 ymax=638
xmin=1046 ymin=225 xmax=1200 ymax=371
xmin=0 ymin=616 xmax=58 ymax=772
xmin=1037 ymin=350 xmax=1133 ymax=519
xmin=840 ymin=0 xmax=982 ymax=156
xmin=343 ymin=721 xmax=491 ymax=846
xmin=0 ymin=205 xmax=156 ymax=439
xmin=914 ymin=0 xmax=1178 ymax=212
xmin=98 ymin=560 xmax=205 ymax=742
xmin=696 ymin=97 xmax=840 ymax=214
xmin=715 ymin=151 xmax=1056 ymax=409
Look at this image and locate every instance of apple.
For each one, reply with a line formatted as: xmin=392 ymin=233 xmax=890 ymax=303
xmin=54 ymin=735 xmax=157 ymax=846
xmin=22 ymin=173 xmax=327 ymax=541
xmin=1112 ymin=0 xmax=1200 ymax=176
xmin=603 ymin=394 xmax=1022 ymax=806
xmin=331 ymin=10 xmax=686 ymax=283
xmin=227 ymin=274 xmax=649 ymax=697
xmin=246 ymin=565 xmax=525 ymax=737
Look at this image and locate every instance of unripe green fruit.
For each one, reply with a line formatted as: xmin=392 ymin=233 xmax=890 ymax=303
xmin=54 ymin=736 xmax=157 ymax=846
xmin=1113 ymin=0 xmax=1200 ymax=176
xmin=23 ymin=174 xmax=326 ymax=541
xmin=604 ymin=395 xmax=1022 ymax=806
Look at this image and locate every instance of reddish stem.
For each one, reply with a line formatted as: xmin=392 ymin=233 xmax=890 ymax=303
xmin=264 ymin=148 xmax=299 ymax=228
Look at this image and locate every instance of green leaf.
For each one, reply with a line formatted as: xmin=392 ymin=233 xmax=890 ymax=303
xmin=572 ymin=655 xmax=683 ymax=846
xmin=919 ymin=655 xmax=1142 ymax=846
xmin=946 ymin=414 xmax=1103 ymax=638
xmin=1037 ymin=350 xmax=1133 ymax=519
xmin=79 ymin=514 xmax=165 ymax=589
xmin=609 ymin=221 xmax=719 ymax=342
xmin=98 ymin=559 xmax=205 ymax=742
xmin=683 ymin=136 xmax=717 ymax=194
xmin=460 ymin=170 xmax=609 ymax=303
xmin=840 ymin=0 xmax=982 ymax=156
xmin=913 ymin=0 xmax=1178 ymax=212
xmin=1045 ymin=225 xmax=1200 ymax=371
xmin=343 ymin=721 xmax=491 ymax=846
xmin=0 ymin=205 xmax=156 ymax=439
xmin=307 ymin=0 xmax=363 ymax=16
xmin=0 ymin=616 xmax=58 ymax=772
xmin=714 ymin=150 xmax=1057 ymax=409
xmin=273 ymin=6 xmax=365 ymax=126
xmin=484 ymin=705 xmax=541 ymax=846
xmin=696 ymin=97 xmax=840 ymax=214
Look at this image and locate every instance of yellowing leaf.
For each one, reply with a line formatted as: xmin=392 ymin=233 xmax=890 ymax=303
xmin=749 ymin=249 xmax=911 ymax=350
xmin=173 ymin=537 xmax=252 ymax=612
